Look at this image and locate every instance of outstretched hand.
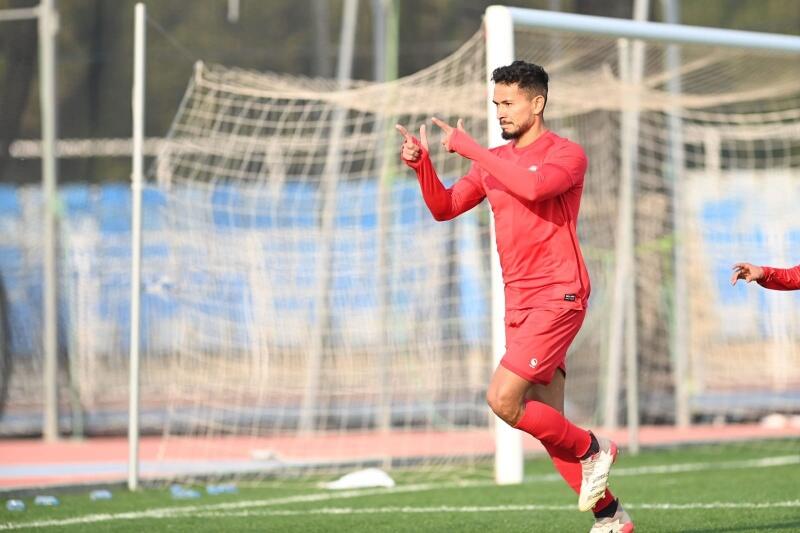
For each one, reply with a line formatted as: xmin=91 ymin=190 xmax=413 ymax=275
xmin=731 ymin=262 xmax=765 ymax=285
xmin=395 ymin=123 xmax=428 ymax=163
xmin=430 ymin=117 xmax=465 ymax=153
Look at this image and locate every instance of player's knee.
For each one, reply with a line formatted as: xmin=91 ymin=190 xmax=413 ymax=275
xmin=486 ymin=387 xmax=523 ymax=425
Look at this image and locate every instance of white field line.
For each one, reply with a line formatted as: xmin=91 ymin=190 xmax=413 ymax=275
xmin=194 ymin=500 xmax=800 ymax=518
xmin=0 ymin=482 xmax=479 ymax=531
xmin=524 ymin=454 xmax=800 ymax=483
xmin=1 ymin=455 xmax=798 ymax=530
xmin=608 ymin=454 xmax=800 ymax=477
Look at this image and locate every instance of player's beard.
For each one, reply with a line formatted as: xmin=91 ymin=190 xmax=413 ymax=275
xmin=500 ymin=116 xmax=534 ymax=140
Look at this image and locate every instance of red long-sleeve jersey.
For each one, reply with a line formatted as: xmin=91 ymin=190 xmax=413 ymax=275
xmin=758 ymin=265 xmax=800 ymax=290
xmin=405 ymin=128 xmax=590 ymax=311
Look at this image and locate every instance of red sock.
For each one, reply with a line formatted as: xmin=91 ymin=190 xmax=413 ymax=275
xmin=513 ymin=400 xmax=592 ymax=457
xmin=544 ymin=442 xmax=616 ymax=512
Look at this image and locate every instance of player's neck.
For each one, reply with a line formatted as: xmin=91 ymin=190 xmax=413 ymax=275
xmin=514 ymin=119 xmax=548 ymax=149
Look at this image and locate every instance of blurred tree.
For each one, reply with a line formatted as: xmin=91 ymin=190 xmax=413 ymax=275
xmin=0 ymin=0 xmax=37 ymax=184
xmin=679 ymin=0 xmax=799 ymax=35
xmin=573 ymin=0 xmax=632 ymax=18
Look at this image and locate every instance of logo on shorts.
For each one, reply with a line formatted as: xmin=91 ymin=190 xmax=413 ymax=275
xmin=529 ymin=164 xmax=538 ymax=172
xmin=529 ymin=358 xmax=538 ymax=369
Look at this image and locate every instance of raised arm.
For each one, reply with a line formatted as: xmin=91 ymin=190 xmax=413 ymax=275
xmin=731 ymin=262 xmax=800 ymax=290
xmin=430 ymin=117 xmax=586 ymax=203
xmin=396 ymin=124 xmax=485 ymax=221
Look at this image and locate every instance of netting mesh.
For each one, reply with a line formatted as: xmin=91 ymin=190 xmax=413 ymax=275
xmin=140 ymin=32 xmax=491 ymax=478
xmin=510 ymin=26 xmax=800 ymax=422
xmin=1 ymin=23 xmax=799 ymax=483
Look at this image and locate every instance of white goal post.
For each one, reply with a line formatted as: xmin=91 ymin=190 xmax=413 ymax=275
xmin=0 ymin=0 xmax=60 ymax=444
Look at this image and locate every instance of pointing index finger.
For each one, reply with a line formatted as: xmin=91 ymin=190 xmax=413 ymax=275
xmin=430 ymin=117 xmax=451 ymax=132
xmin=395 ymin=124 xmax=412 ymax=140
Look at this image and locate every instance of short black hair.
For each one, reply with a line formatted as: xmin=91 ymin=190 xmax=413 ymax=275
xmin=492 ymin=60 xmax=549 ymax=102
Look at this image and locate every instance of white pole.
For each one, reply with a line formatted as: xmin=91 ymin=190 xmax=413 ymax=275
xmin=661 ymin=0 xmax=690 ymax=428
xmin=128 ymin=2 xmax=146 ymax=492
xmin=336 ymin=0 xmax=358 ymax=82
xmin=605 ymin=0 xmax=648 ymax=435
xmin=227 ymin=0 xmax=240 ymax=23
xmin=484 ymin=5 xmax=522 ymax=486
xmin=372 ymin=0 xmax=386 ymax=82
xmin=373 ymin=0 xmax=398 ymax=439
xmin=623 ymin=0 xmax=648 ymax=455
xmin=312 ymin=0 xmax=332 ymax=77
xmin=39 ymin=0 xmax=59 ymax=443
xmin=0 ymin=6 xmax=39 ymax=21
xmin=604 ymin=39 xmax=629 ymax=430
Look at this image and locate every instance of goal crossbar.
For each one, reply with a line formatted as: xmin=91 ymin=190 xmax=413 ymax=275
xmin=500 ymin=6 xmax=800 ymax=53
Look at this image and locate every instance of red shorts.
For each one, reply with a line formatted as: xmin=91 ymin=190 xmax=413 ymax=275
xmin=500 ymin=307 xmax=587 ymax=384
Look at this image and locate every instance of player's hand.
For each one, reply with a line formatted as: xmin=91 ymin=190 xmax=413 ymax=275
xmin=731 ymin=262 xmax=765 ymax=285
xmin=395 ymin=123 xmax=428 ymax=162
xmin=431 ymin=117 xmax=465 ymax=153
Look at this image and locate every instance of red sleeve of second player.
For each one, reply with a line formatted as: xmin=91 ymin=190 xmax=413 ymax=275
xmin=757 ymin=264 xmax=800 ymax=290
xmin=404 ymin=141 xmax=485 ymax=221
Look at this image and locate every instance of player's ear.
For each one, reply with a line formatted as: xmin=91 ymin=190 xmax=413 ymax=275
xmin=532 ymin=94 xmax=546 ymax=115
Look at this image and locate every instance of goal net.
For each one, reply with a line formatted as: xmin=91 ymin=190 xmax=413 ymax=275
xmin=138 ymin=32 xmax=494 ymax=481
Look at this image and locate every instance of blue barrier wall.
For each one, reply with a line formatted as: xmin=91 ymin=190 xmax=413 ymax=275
xmin=0 ymin=181 xmax=490 ymax=358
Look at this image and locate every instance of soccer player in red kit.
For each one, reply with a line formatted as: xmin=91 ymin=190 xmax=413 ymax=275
xmin=396 ymin=61 xmax=633 ymax=532
xmin=731 ymin=262 xmax=800 ymax=290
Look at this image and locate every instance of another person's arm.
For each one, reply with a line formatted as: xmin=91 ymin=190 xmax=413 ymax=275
xmin=731 ymin=262 xmax=800 ymax=290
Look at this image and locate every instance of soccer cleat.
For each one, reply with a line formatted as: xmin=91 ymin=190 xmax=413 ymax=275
xmin=589 ymin=503 xmax=634 ymax=532
xmin=578 ymin=436 xmax=618 ymax=512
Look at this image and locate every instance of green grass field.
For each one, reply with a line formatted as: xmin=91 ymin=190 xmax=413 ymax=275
xmin=2 ymin=441 xmax=799 ymax=532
